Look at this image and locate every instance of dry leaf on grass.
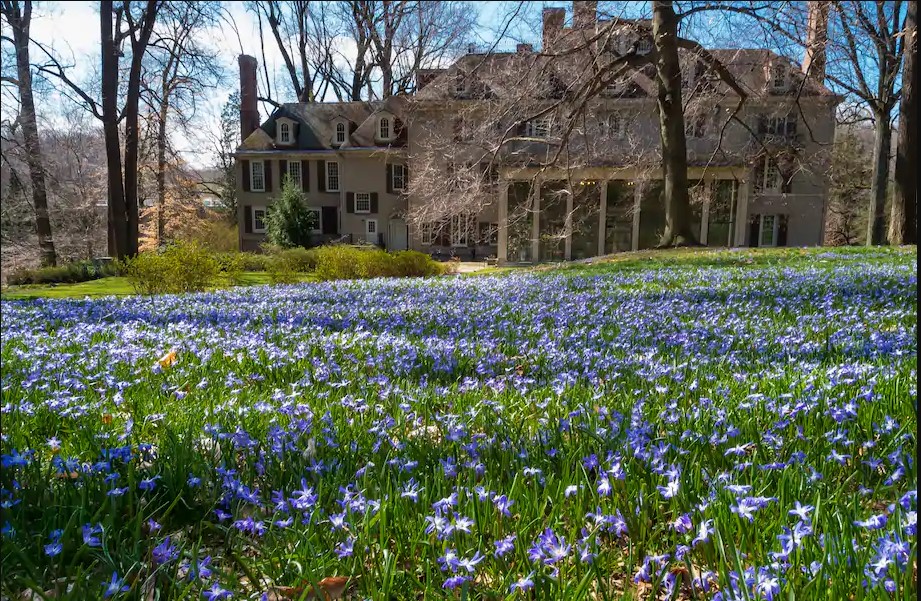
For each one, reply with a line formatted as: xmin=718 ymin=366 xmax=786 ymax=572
xmin=265 ymin=576 xmax=349 ymax=600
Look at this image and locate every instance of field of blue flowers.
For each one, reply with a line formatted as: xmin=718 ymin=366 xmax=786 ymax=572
xmin=1 ymin=249 xmax=916 ymax=600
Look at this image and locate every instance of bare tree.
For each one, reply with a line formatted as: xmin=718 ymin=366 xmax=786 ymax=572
xmin=142 ymin=0 xmax=223 ymax=244
xmin=408 ymin=1 xmax=816 ymax=251
xmin=890 ymin=0 xmax=916 ymax=245
xmin=823 ymin=1 xmax=906 ymax=245
xmin=35 ymin=0 xmax=161 ymax=259
xmin=0 ymin=0 xmax=57 ymax=266
xmin=825 ymin=127 xmax=871 ymax=245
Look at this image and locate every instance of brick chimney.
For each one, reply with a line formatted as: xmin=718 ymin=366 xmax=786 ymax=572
xmin=573 ymin=1 xmax=597 ymax=30
xmin=238 ymin=54 xmax=259 ymax=141
xmin=542 ymin=8 xmax=565 ymax=50
xmin=802 ymin=1 xmax=829 ymax=83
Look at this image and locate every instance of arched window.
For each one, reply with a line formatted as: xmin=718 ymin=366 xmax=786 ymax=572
xmin=379 ymin=117 xmax=391 ymax=140
xmin=335 ymin=122 xmax=346 ymax=144
xmin=279 ymin=122 xmax=291 ymax=143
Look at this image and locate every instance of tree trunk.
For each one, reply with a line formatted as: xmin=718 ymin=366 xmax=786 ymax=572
xmin=890 ymin=0 xmax=917 ymax=245
xmin=866 ymin=106 xmax=892 ymax=245
xmin=7 ymin=0 xmax=57 ymax=266
xmin=156 ymin=92 xmax=169 ymax=246
xmin=652 ymin=0 xmax=698 ymax=247
xmin=122 ymin=0 xmax=160 ymax=257
xmin=100 ymin=0 xmax=128 ymax=259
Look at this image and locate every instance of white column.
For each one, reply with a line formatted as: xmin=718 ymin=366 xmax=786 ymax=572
xmin=531 ymin=180 xmax=541 ymax=262
xmin=734 ymin=179 xmax=751 ymax=247
xmin=700 ymin=180 xmax=711 ymax=245
xmin=598 ymin=180 xmax=608 ymax=256
xmin=564 ymin=184 xmax=574 ymax=261
xmin=498 ymin=181 xmax=509 ymax=264
xmin=631 ymin=180 xmax=643 ymax=252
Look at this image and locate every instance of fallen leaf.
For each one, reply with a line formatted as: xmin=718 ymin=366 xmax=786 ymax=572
xmin=157 ymin=349 xmax=178 ymax=368
xmin=268 ymin=577 xmax=349 ymax=601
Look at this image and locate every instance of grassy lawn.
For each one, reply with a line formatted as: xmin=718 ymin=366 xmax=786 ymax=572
xmin=0 ymin=271 xmax=315 ymax=300
xmin=0 ymin=247 xmax=914 ymax=599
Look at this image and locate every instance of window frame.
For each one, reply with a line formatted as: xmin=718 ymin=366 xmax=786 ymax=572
xmin=287 ymin=160 xmax=302 ymax=188
xmin=756 ymin=157 xmax=782 ymax=194
xmin=526 ymin=116 xmax=552 ymax=139
xmin=334 ymin=122 xmax=347 ymax=145
xmin=771 ymin=64 xmax=787 ymax=91
xmin=450 ymin=213 xmax=474 ymax=247
xmin=355 ymin=192 xmax=371 ymax=214
xmin=326 ymin=161 xmax=340 ymax=192
xmin=759 ymin=214 xmax=778 ymax=247
xmin=421 ymin=222 xmax=434 ymax=246
xmin=379 ymin=117 xmax=391 ymax=140
xmin=365 ymin=218 xmax=378 ymax=235
xmin=602 ymin=111 xmax=624 ymax=138
xmin=252 ymin=206 xmax=267 ymax=234
xmin=305 ymin=207 xmax=321 ymax=234
xmin=279 ymin=122 xmax=291 ymax=144
xmin=391 ymin=164 xmax=406 ymax=191
xmin=250 ymin=160 xmax=266 ymax=192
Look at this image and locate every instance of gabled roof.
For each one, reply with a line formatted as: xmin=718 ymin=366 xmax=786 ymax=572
xmin=239 ymin=95 xmax=409 ymax=151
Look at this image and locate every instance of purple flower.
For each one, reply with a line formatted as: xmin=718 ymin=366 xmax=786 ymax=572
xmin=82 ymin=523 xmax=103 ymax=547
xmin=202 ymin=582 xmax=233 ymax=600
xmin=152 ymin=537 xmax=179 ymax=565
xmin=442 ymin=575 xmax=469 ymax=589
xmin=494 ymin=533 xmax=516 ymax=558
xmin=510 ymin=572 xmax=535 ymax=592
xmin=103 ymin=572 xmax=130 ymax=598
xmin=671 ymin=513 xmax=693 ymax=534
xmin=493 ymin=494 xmax=514 ymax=516
xmin=854 ymin=514 xmax=888 ymax=530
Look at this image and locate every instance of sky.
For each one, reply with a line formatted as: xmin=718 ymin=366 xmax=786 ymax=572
xmin=12 ymin=1 xmax=532 ymax=168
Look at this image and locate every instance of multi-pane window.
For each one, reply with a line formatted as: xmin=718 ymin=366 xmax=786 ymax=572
xmin=279 ymin=122 xmax=291 ymax=143
xmin=685 ymin=114 xmax=708 ymax=138
xmin=421 ymin=223 xmax=434 ymax=246
xmin=392 ymin=164 xmax=406 ymax=190
xmin=327 ymin=161 xmax=340 ymax=192
xmin=379 ymin=117 xmax=391 ymax=140
xmin=760 ymin=214 xmax=778 ymax=246
xmin=287 ymin=161 xmax=301 ymax=188
xmin=335 ymin=122 xmax=346 ymax=145
xmin=755 ymin=157 xmax=782 ymax=194
xmin=355 ymin=192 xmax=371 ymax=213
xmin=252 ymin=206 xmax=267 ymax=233
xmin=479 ymin=222 xmax=499 ymax=245
xmin=758 ymin=114 xmax=797 ymax=137
xmin=526 ymin=117 xmax=552 ymax=139
xmin=450 ymin=213 xmax=474 ymax=246
xmin=251 ymin=161 xmax=265 ymax=192
xmin=366 ymin=219 xmax=377 ymax=234
xmin=771 ymin=64 xmax=787 ymax=90
xmin=635 ymin=36 xmax=653 ymax=55
xmin=600 ymin=112 xmax=625 ymax=138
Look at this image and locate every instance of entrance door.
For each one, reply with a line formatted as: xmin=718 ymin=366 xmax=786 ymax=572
xmin=365 ymin=219 xmax=379 ymax=245
xmin=321 ymin=206 xmax=338 ymax=235
xmin=389 ymin=218 xmax=408 ymax=250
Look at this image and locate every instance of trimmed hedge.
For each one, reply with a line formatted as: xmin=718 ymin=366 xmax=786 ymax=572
xmin=313 ymin=246 xmax=443 ymax=281
xmin=6 ymin=260 xmax=120 ymax=286
xmin=121 ymin=242 xmax=219 ymax=295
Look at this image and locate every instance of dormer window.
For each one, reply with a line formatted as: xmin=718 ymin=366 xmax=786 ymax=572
xmin=379 ymin=117 xmax=391 ymax=140
xmin=635 ymin=36 xmax=653 ymax=55
xmin=334 ymin=122 xmax=346 ymax=145
xmin=279 ymin=122 xmax=291 ymax=144
xmin=771 ymin=63 xmax=788 ymax=91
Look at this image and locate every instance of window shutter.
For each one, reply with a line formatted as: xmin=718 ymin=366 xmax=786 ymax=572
xmin=370 ymin=192 xmax=378 ymax=213
xmin=781 ymin=172 xmax=793 ymax=194
xmin=757 ymin=116 xmax=768 ymax=135
xmin=748 ymin=214 xmax=760 ymax=247
xmin=785 ymin=116 xmax=797 ymax=137
xmin=244 ymin=205 xmax=253 ymax=233
xmin=346 ymin=192 xmax=355 ymax=213
xmin=318 ymin=160 xmax=326 ymax=192
xmin=242 ymin=160 xmax=251 ymax=192
xmin=753 ymin=160 xmax=764 ymax=194
xmin=386 ymin=164 xmax=393 ymax=194
xmin=279 ymin=160 xmax=288 ymax=187
xmin=301 ymin=160 xmax=310 ymax=192
xmin=264 ymin=160 xmax=273 ymax=192
xmin=777 ymin=214 xmax=789 ymax=246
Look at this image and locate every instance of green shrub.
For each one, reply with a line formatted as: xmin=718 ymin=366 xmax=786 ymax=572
xmin=215 ymin=252 xmax=245 ymax=285
xmin=391 ymin=250 xmax=445 ymax=277
xmin=6 ymin=259 xmax=119 ymax=286
xmin=265 ymin=178 xmax=317 ymax=248
xmin=312 ymin=245 xmax=443 ymax=281
xmin=121 ymin=242 xmax=219 ymax=294
xmin=238 ymin=252 xmax=268 ymax=271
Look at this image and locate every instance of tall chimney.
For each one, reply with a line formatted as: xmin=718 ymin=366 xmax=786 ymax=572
xmin=573 ymin=1 xmax=597 ymax=30
xmin=238 ymin=54 xmax=259 ymax=141
xmin=542 ymin=8 xmax=565 ymax=50
xmin=802 ymin=1 xmax=830 ymax=83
